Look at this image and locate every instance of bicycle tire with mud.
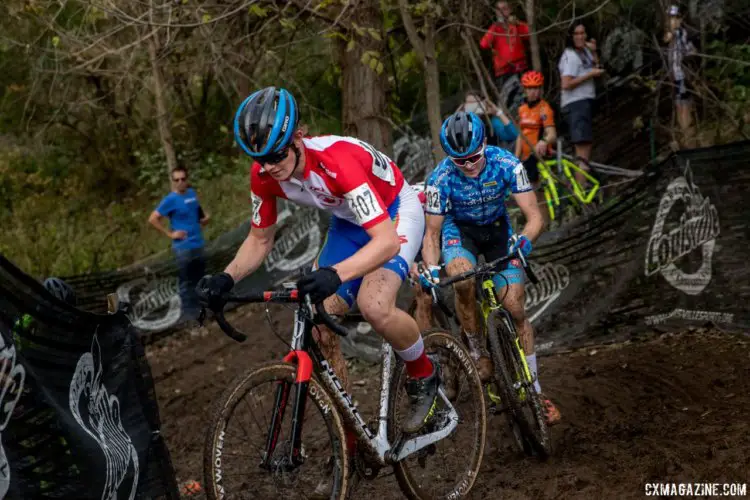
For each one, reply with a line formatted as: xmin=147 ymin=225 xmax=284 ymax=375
xmin=203 ymin=362 xmax=349 ymax=500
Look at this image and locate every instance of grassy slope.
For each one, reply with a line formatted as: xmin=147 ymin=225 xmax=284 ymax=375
xmin=0 ymin=169 xmax=251 ymax=279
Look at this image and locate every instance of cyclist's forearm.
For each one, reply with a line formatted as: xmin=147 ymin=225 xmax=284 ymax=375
xmin=521 ymin=212 xmax=545 ymax=243
xmin=224 ymin=234 xmax=273 ymax=282
xmin=421 ymin=230 xmax=441 ymax=268
xmin=332 ymin=236 xmax=398 ymax=283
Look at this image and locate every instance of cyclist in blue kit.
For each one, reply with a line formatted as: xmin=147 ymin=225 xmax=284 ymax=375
xmin=419 ymin=111 xmax=560 ymax=424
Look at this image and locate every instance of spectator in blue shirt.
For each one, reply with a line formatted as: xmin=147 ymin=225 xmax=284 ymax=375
xmin=458 ymin=91 xmax=518 ymax=149
xmin=148 ymin=166 xmax=210 ymax=321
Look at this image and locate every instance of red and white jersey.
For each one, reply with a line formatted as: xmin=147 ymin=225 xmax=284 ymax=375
xmin=250 ymin=136 xmax=405 ymax=230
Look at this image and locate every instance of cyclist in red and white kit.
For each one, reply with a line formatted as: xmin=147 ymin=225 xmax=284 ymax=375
xmin=197 ymin=87 xmax=441 ymax=435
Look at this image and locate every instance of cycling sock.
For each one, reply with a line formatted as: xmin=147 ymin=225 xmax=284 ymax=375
xmin=526 ymin=353 xmax=542 ymax=393
xmin=396 ymin=336 xmax=434 ymax=379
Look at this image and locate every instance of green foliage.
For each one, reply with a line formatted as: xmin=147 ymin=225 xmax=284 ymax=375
xmin=1 ymin=0 xmax=747 ymax=279
xmin=701 ymin=40 xmax=750 ymax=142
xmin=0 ymin=165 xmax=251 ymax=278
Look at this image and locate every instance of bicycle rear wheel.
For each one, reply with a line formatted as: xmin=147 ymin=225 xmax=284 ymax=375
xmin=487 ymin=312 xmax=552 ymax=459
xmin=388 ymin=330 xmax=486 ymax=499
xmin=203 ymin=362 xmax=349 ymax=499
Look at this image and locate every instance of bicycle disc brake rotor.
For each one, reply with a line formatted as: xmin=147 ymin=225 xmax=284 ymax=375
xmin=267 ymin=441 xmax=304 ymax=487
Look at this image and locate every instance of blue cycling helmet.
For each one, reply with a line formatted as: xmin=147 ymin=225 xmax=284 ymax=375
xmin=234 ymin=87 xmax=299 ymax=160
xmin=439 ymin=111 xmax=485 ymax=158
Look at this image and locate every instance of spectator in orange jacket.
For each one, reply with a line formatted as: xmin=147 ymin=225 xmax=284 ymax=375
xmin=480 ymin=1 xmax=530 ymax=101
xmin=515 ymin=71 xmax=557 ymax=189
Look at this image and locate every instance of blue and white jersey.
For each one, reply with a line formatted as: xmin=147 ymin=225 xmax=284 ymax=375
xmin=424 ymin=146 xmax=531 ymax=225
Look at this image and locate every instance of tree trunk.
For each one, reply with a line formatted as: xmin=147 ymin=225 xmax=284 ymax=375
xmin=148 ymin=35 xmax=178 ymax=177
xmin=338 ymin=0 xmax=390 ymax=155
xmin=398 ymin=0 xmax=444 ymax=162
xmin=524 ymin=0 xmax=542 ymax=72
xmin=423 ymin=23 xmax=445 ymax=163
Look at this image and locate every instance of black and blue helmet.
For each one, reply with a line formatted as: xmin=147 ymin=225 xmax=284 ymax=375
xmin=234 ymin=87 xmax=299 ymax=160
xmin=439 ymin=111 xmax=485 ymax=158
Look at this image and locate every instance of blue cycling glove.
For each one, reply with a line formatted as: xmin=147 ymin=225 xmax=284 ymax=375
xmin=509 ymin=234 xmax=533 ymax=259
xmin=418 ymin=265 xmax=441 ymax=290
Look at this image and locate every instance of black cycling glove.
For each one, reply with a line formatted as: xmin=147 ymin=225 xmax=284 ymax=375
xmin=296 ymin=267 xmax=342 ymax=304
xmin=196 ymin=272 xmax=235 ymax=309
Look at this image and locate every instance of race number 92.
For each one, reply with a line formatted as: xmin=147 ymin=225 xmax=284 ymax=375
xmin=425 ymin=185 xmax=441 ymax=213
xmin=345 ymin=183 xmax=384 ymax=225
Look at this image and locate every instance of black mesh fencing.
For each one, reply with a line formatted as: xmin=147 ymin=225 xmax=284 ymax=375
xmin=0 ymin=256 xmax=179 ymax=499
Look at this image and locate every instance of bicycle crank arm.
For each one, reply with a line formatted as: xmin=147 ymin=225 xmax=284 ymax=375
xmin=392 ymin=389 xmax=460 ymax=463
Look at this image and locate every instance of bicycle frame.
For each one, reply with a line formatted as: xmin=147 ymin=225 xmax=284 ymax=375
xmin=265 ymin=302 xmax=461 ymax=469
xmin=537 ymin=158 xmax=601 ymax=221
xmin=475 ymin=274 xmax=535 ymax=403
xmin=429 ymin=255 xmax=539 ymax=405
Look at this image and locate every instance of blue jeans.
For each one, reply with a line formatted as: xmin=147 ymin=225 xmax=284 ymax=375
xmin=175 ymin=247 xmax=206 ymax=321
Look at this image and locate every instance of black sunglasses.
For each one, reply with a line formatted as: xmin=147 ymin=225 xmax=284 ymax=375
xmin=258 ymin=146 xmax=291 ymax=166
xmin=172 ymin=176 xmax=187 ymax=182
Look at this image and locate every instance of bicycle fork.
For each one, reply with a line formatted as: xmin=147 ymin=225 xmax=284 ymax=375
xmin=497 ymin=312 xmax=535 ymax=398
xmin=481 ymin=285 xmax=535 ymax=403
xmin=261 ymin=310 xmax=314 ymax=470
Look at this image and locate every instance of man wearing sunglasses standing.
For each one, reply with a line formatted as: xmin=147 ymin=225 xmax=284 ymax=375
xmin=420 ymin=111 xmax=560 ymax=425
xmin=149 ymin=166 xmax=211 ymax=323
xmin=197 ymin=87 xmax=440 ymax=437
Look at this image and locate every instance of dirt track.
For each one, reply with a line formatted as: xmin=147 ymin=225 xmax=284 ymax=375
xmin=148 ymin=305 xmax=750 ymax=499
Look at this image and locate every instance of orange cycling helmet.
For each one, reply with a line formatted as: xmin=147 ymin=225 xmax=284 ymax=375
xmin=521 ymin=70 xmax=544 ymax=87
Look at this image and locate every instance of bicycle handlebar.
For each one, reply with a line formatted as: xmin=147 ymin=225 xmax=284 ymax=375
xmin=437 ymin=251 xmax=539 ymax=288
xmin=201 ymin=288 xmax=350 ymax=343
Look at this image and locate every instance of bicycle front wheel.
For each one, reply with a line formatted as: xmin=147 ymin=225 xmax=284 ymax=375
xmin=388 ymin=329 xmax=486 ymax=499
xmin=203 ymin=362 xmax=349 ymax=499
xmin=487 ymin=312 xmax=552 ymax=459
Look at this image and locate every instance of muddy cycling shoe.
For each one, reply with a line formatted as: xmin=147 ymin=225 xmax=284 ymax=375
xmin=402 ymin=360 xmax=442 ymax=434
xmin=539 ymin=393 xmax=561 ymax=426
xmin=462 ymin=331 xmax=493 ymax=383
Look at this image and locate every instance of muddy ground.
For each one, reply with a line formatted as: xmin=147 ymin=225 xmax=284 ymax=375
xmin=147 ymin=305 xmax=750 ymax=499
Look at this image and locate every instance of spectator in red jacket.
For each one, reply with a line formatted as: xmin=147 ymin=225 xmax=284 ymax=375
xmin=480 ymin=1 xmax=530 ymax=101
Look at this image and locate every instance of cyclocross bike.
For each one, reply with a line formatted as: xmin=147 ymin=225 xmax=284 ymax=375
xmin=536 ymin=155 xmax=600 ymax=222
xmin=421 ymin=250 xmax=552 ymax=458
xmin=199 ymin=285 xmax=486 ymax=499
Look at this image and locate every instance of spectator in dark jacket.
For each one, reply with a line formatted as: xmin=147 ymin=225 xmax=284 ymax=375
xmin=148 ymin=166 xmax=210 ymax=322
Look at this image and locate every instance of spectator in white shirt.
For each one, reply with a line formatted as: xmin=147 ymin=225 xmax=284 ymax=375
xmin=558 ymin=22 xmax=605 ymax=184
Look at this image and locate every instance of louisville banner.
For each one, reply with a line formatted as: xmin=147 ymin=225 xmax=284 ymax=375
xmin=0 ymin=256 xmax=179 ymax=499
xmin=529 ymin=141 xmax=750 ymax=352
